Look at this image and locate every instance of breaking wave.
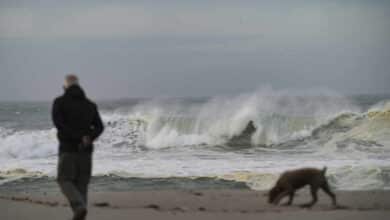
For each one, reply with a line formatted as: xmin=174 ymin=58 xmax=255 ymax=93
xmin=101 ymin=89 xmax=364 ymax=149
xmin=100 ymin=93 xmax=390 ymax=152
xmin=0 ymin=90 xmax=389 ymax=158
xmin=0 ymin=89 xmax=389 ymax=190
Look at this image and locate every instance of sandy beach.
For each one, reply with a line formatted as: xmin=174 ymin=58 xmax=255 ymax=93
xmin=1 ymin=190 xmax=389 ymax=220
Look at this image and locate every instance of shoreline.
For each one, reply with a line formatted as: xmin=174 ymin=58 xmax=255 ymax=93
xmin=1 ymin=190 xmax=389 ymax=220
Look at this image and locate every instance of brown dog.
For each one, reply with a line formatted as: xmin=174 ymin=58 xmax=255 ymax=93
xmin=268 ymin=167 xmax=337 ymax=208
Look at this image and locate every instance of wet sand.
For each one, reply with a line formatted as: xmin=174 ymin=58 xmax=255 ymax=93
xmin=1 ymin=190 xmax=389 ymax=220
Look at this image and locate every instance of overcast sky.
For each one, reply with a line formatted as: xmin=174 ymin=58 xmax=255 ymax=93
xmin=0 ymin=0 xmax=389 ymax=101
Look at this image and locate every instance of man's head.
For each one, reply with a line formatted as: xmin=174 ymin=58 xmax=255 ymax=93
xmin=64 ymin=74 xmax=79 ymax=90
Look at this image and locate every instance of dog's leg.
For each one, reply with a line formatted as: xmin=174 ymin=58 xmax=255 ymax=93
xmin=282 ymin=191 xmax=295 ymax=206
xmin=273 ymin=190 xmax=289 ymax=205
xmin=300 ymin=186 xmax=318 ymax=208
xmin=321 ymin=181 xmax=337 ymax=207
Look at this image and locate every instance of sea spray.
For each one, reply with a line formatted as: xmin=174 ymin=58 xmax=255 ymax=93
xmin=0 ymin=89 xmax=389 ymax=191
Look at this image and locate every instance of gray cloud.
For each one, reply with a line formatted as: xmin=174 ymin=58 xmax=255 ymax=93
xmin=0 ymin=1 xmax=389 ymax=100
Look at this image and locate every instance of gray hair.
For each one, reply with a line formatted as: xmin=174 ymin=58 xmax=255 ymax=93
xmin=64 ymin=74 xmax=79 ymax=88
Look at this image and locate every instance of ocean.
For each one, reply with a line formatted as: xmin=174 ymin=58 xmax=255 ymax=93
xmin=0 ymin=89 xmax=390 ymax=194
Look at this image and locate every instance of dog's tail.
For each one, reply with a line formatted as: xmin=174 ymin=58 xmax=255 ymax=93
xmin=322 ymin=166 xmax=327 ymax=175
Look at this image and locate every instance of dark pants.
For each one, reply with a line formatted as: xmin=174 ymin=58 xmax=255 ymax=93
xmin=57 ymin=152 xmax=92 ymax=215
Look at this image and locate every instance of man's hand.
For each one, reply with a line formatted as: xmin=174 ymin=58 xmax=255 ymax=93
xmin=82 ymin=136 xmax=92 ymax=146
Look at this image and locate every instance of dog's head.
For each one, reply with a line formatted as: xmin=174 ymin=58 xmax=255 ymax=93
xmin=268 ymin=186 xmax=284 ymax=204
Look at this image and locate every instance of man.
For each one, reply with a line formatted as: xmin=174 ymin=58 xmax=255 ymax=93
xmin=52 ymin=74 xmax=104 ymax=220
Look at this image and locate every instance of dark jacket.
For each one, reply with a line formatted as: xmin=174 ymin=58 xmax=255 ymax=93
xmin=52 ymin=85 xmax=104 ymax=153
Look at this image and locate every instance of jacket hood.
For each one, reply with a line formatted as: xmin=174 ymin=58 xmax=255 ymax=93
xmin=65 ymin=85 xmax=86 ymax=99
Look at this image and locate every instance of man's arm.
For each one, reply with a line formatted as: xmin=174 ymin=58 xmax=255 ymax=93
xmin=89 ymin=105 xmax=104 ymax=141
xmin=52 ymin=98 xmax=82 ymax=139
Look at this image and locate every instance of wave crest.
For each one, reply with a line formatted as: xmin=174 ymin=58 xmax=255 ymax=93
xmin=102 ymin=89 xmax=361 ymax=149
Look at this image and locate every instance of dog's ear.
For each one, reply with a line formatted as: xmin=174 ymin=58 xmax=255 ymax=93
xmin=322 ymin=166 xmax=328 ymax=175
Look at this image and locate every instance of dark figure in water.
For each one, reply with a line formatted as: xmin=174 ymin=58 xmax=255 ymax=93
xmin=52 ymin=74 xmax=104 ymax=220
xmin=227 ymin=120 xmax=257 ymax=146
xmin=242 ymin=120 xmax=257 ymax=136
